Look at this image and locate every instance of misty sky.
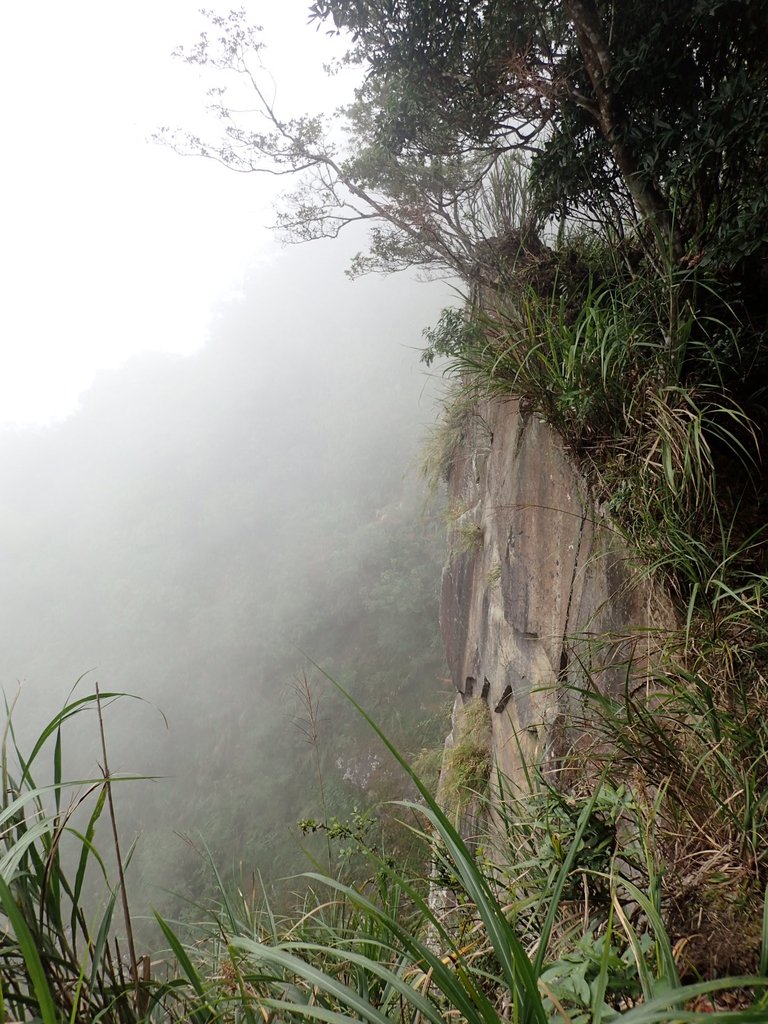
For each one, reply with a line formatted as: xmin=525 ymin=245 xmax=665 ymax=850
xmin=0 ymin=1 xmax=357 ymax=427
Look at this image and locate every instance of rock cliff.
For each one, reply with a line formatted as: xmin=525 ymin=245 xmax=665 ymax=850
xmin=439 ymin=393 xmax=675 ymax=820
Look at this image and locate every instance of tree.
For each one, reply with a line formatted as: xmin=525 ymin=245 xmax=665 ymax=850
xmin=156 ymin=9 xmax=542 ymax=283
xmin=162 ymin=1 xmax=768 ymax=344
xmin=310 ymin=0 xmax=768 ymax=282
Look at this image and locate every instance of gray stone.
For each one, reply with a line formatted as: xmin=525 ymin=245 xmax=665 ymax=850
xmin=439 ymin=395 xmax=675 ymax=806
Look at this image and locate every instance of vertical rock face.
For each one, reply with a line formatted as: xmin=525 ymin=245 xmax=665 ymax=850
xmin=440 ymin=395 xmax=674 ymax=801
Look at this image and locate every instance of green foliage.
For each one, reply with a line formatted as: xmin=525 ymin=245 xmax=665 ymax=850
xmin=532 ymin=1 xmax=768 ymax=268
xmin=183 ymin=679 xmax=768 ymax=1023
xmin=441 ymin=698 xmax=492 ymax=814
xmin=538 ymin=932 xmax=644 ymax=1024
xmin=296 ymin=807 xmax=407 ymax=879
xmin=421 ymin=307 xmax=484 ymax=368
xmin=4 ymin=681 xmax=768 ymax=1022
xmin=163 ymin=8 xmax=542 ymax=281
xmin=309 ymin=0 xmax=563 ymax=159
xmin=0 ymin=691 xmax=146 ymax=1023
xmin=311 ymin=0 xmax=768 ymax=287
xmin=168 ymin=2 xmax=768 ymax=389
xmin=428 ymin=266 xmax=763 ymax=605
xmin=576 ymin=640 xmax=768 ymax=972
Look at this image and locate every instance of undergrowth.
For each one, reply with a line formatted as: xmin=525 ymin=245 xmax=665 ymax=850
xmin=3 ymin=682 xmax=768 ymax=1022
xmin=574 ymin=641 xmax=768 ymax=976
xmin=423 ymin=265 xmax=764 ymax=603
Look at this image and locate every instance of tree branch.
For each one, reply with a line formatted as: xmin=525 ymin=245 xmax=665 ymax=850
xmin=562 ymin=0 xmax=683 ymax=261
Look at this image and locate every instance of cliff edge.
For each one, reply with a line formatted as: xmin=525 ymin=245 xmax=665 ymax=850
xmin=439 ymin=393 xmax=675 ymax=815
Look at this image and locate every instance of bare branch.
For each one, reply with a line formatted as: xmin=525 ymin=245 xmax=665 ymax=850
xmin=158 ymin=9 xmax=546 ymax=280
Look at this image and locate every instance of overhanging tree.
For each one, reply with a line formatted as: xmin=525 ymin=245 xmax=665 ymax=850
xmin=156 ymin=9 xmax=546 ymax=283
xmin=161 ymin=1 xmax=768 ymax=353
xmin=309 ymin=0 xmax=768 ymax=280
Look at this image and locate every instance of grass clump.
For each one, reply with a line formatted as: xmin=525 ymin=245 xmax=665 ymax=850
xmin=0 ymin=688 xmax=147 ymax=1024
xmin=487 ymin=562 xmax=503 ymax=586
xmin=411 ymin=744 xmax=446 ymax=794
xmin=578 ymin=646 xmax=768 ymax=976
xmin=422 ymin=384 xmax=493 ymax=494
xmin=425 ymin=258 xmax=763 ymax=608
xmin=445 ymin=504 xmax=485 ymax=559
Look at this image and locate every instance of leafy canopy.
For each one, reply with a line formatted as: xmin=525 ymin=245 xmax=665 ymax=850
xmin=161 ymin=0 xmax=768 ymax=362
xmin=310 ymin=0 xmax=768 ymax=277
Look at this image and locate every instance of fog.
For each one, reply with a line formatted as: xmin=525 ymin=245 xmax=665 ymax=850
xmin=0 ymin=237 xmax=454 ymax=918
xmin=0 ymin=1 xmax=352 ymax=426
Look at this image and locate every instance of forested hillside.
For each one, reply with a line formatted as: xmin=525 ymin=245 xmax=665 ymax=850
xmin=0 ymin=242 xmax=450 ymax=911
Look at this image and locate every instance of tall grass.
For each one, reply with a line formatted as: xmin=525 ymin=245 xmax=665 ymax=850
xmin=3 ymin=679 xmax=768 ymax=1022
xmin=170 ymin=677 xmax=768 ymax=1024
xmin=0 ymin=687 xmax=147 ymax=1022
xmin=572 ymin=643 xmax=768 ymax=971
xmin=426 ymin=272 xmax=761 ymax=608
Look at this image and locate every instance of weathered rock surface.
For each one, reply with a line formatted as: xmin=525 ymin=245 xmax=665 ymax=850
xmin=440 ymin=394 xmax=675 ymax=808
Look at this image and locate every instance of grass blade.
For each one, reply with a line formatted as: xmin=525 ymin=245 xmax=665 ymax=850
xmin=308 ymin=661 xmax=548 ymax=1024
xmin=0 ymin=873 xmax=59 ymax=1024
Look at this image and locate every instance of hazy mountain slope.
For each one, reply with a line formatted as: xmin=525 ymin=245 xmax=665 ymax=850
xmin=0 ymin=242 xmax=453 ymax=908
